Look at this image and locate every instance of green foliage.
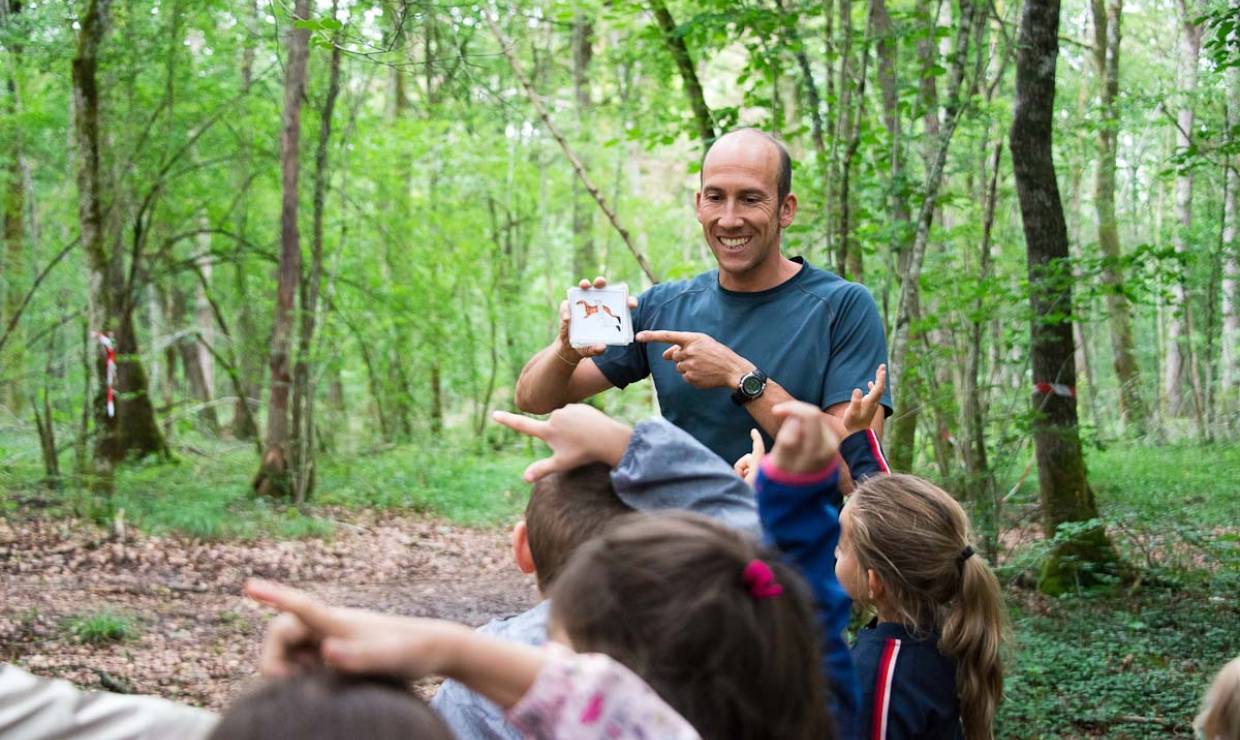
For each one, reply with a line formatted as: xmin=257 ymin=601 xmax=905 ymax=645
xmin=63 ymin=611 xmax=137 ymax=646
xmin=1000 ymin=587 xmax=1238 ymax=738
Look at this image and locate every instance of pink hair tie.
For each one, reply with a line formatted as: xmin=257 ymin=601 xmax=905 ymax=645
xmin=742 ymin=559 xmax=783 ymax=600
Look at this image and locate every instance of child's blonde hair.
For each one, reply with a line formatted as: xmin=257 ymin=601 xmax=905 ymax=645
xmin=846 ymin=473 xmax=1006 ymax=740
xmin=1197 ymin=656 xmax=1240 ymax=740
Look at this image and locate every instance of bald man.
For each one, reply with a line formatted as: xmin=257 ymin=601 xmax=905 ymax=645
xmin=515 ymin=128 xmax=892 ymax=466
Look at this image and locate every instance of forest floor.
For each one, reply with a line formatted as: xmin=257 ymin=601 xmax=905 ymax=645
xmin=0 ymin=509 xmax=539 ymax=709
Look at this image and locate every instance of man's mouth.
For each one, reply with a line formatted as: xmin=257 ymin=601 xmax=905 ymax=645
xmin=718 ymin=236 xmax=751 ymax=248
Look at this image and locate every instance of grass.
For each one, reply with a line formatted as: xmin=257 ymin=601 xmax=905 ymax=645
xmin=0 ymin=428 xmax=535 ymax=539
xmin=63 ymin=611 xmax=137 ymax=645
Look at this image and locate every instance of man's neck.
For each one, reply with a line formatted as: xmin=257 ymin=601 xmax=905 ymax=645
xmin=718 ymin=255 xmax=802 ymax=292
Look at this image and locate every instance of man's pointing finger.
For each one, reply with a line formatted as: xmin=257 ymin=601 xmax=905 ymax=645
xmin=637 ymin=330 xmax=697 ymax=344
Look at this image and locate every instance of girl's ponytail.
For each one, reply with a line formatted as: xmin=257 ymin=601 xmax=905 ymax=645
xmin=940 ymin=549 xmax=1006 ymax=740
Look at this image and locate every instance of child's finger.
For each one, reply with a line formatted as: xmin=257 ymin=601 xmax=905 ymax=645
xmin=523 ymin=455 xmax=561 ymax=482
xmin=492 ymin=410 xmax=548 ymax=440
xmin=749 ymin=428 xmax=765 ymax=457
xmin=245 ymin=580 xmax=345 ymax=636
xmin=867 ymin=364 xmax=887 ymax=402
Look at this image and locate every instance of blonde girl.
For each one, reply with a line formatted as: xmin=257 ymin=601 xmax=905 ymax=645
xmin=838 ymin=474 xmax=1007 ymax=740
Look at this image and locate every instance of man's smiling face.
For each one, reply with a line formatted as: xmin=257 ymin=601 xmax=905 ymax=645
xmin=695 ymin=131 xmax=795 ymax=284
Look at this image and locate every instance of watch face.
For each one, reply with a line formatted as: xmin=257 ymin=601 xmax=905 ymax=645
xmin=742 ymin=375 xmax=764 ymax=395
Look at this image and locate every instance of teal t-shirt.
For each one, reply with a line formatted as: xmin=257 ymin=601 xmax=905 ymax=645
xmin=594 ymin=258 xmax=893 ymax=465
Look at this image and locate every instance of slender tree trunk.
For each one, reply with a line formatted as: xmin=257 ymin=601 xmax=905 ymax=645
xmin=291 ymin=24 xmax=342 ymax=504
xmin=254 ymin=0 xmax=311 ymax=498
xmin=1089 ymin=0 xmax=1149 ymax=434
xmin=887 ymin=0 xmax=975 ymax=471
xmin=571 ymin=16 xmax=595 ymax=279
xmin=1223 ymin=64 xmax=1240 ymax=431
xmin=2 ymin=0 xmax=24 ymax=412
xmin=648 ymin=0 xmax=715 ymax=146
xmin=1010 ymin=0 xmax=1121 ymax=593
xmin=965 ymin=141 xmax=1002 ymax=558
xmin=231 ymin=0 xmax=261 ymax=440
xmin=1165 ymin=2 xmax=1203 ymax=418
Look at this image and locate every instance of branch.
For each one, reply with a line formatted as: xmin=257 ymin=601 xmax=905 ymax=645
xmin=483 ymin=6 xmax=659 ymax=284
xmin=0 ymin=237 xmax=80 ymax=356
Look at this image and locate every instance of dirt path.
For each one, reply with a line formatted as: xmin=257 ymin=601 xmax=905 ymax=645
xmin=0 ymin=512 xmax=539 ymax=710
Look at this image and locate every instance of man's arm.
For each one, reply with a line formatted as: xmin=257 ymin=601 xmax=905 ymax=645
xmin=514 ymin=349 xmax=612 ymax=414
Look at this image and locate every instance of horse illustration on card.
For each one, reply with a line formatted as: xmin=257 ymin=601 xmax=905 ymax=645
xmin=567 ymin=285 xmax=634 ymax=347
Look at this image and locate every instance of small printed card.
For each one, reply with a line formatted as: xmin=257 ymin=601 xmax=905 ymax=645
xmin=567 ymin=285 xmax=634 ymax=348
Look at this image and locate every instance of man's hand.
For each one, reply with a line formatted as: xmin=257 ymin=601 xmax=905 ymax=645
xmin=556 ymin=276 xmax=639 ymax=360
xmin=769 ymin=401 xmax=841 ymax=474
xmin=637 ymin=329 xmax=754 ymax=389
xmin=493 ymin=405 xmax=633 ymax=482
xmin=732 ymin=428 xmax=765 ymax=485
xmin=246 ymin=579 xmax=469 ymax=680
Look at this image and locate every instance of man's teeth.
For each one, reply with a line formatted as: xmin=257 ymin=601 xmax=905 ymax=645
xmin=720 ymin=236 xmax=750 ymax=247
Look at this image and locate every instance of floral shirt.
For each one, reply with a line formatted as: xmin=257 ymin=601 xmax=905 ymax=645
xmin=507 ymin=644 xmax=699 ymax=740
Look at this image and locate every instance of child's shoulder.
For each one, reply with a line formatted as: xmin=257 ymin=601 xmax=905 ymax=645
xmin=853 ymin=621 xmax=962 ymax=740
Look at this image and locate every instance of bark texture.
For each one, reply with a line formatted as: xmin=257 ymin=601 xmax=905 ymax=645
xmin=254 ymin=0 xmax=311 ymax=498
xmin=73 ymin=0 xmax=167 ymax=494
xmin=1090 ymin=0 xmax=1149 ymax=434
xmin=1010 ymin=0 xmax=1120 ymax=593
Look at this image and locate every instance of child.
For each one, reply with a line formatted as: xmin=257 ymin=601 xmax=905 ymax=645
xmin=208 ymin=671 xmax=453 ymax=740
xmin=755 ymin=392 xmax=1006 ymax=740
xmin=247 ymin=505 xmax=831 ymax=740
xmin=433 ymin=404 xmax=760 ymax=739
xmin=1197 ymin=656 xmax=1240 ymax=740
xmin=245 ymin=581 xmax=699 ymax=739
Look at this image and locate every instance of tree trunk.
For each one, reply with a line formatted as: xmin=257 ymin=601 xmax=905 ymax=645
xmin=1165 ymin=3 xmax=1202 ymax=418
xmin=2 ymin=0 xmax=24 ymax=412
xmin=254 ymin=0 xmax=311 ymax=498
xmin=73 ymin=0 xmax=166 ymax=496
xmin=1009 ymin=0 xmax=1121 ymax=593
xmin=571 ymin=16 xmax=595 ymax=279
xmin=887 ymin=0 xmax=975 ymax=471
xmin=1223 ymin=64 xmax=1240 ymax=431
xmin=965 ymin=142 xmax=1002 ymax=559
xmin=291 ymin=22 xmax=342 ymax=504
xmin=1090 ymin=0 xmax=1149 ymax=434
xmin=648 ymin=0 xmax=715 ymax=146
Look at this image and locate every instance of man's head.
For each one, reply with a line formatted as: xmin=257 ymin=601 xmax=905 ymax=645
xmin=511 ymin=462 xmax=634 ymax=593
xmin=696 ymin=128 xmax=797 ymax=282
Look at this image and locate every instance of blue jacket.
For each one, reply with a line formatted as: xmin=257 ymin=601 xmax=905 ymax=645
xmin=754 ymin=428 xmax=890 ymax=740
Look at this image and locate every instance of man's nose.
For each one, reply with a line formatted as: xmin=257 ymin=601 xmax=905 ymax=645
xmin=718 ymin=201 xmax=744 ymax=229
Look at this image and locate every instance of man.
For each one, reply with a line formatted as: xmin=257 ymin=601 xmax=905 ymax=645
xmin=515 ymin=128 xmax=891 ymax=465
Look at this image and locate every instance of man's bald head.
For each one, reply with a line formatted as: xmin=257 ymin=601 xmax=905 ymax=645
xmin=701 ymin=128 xmax=793 ymax=205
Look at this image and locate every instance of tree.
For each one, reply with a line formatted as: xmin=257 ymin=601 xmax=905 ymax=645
xmin=72 ymin=0 xmax=167 ymax=494
xmin=1009 ymin=0 xmax=1121 ymax=592
xmin=253 ymin=0 xmax=311 ymax=498
xmin=1090 ymin=0 xmax=1149 ymax=434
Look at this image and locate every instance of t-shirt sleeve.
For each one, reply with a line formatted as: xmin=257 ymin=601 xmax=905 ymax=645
xmin=590 ymin=288 xmax=651 ymax=389
xmin=823 ymin=283 xmax=893 ymax=416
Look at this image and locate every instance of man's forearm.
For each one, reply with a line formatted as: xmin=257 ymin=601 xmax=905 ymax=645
xmin=515 ymin=342 xmax=580 ymax=414
xmin=740 ymin=379 xmax=795 ymax=437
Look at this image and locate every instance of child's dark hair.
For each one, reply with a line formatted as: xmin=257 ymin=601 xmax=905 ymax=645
xmin=846 ymin=473 xmax=1007 ymax=740
xmin=208 ymin=670 xmax=453 ymax=740
xmin=525 ymin=461 xmax=633 ymax=590
xmin=548 ymin=511 xmax=833 ymax=740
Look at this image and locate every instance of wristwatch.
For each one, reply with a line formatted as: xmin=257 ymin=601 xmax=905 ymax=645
xmin=731 ymin=368 xmax=768 ymax=405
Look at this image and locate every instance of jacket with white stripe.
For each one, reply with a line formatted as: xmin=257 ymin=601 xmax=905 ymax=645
xmin=853 ymin=620 xmax=962 ymax=740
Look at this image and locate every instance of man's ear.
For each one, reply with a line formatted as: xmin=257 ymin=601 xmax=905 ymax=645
xmin=779 ymin=193 xmax=798 ymax=228
xmin=511 ymin=520 xmax=536 ymax=575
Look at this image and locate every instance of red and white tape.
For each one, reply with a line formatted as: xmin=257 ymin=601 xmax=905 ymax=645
xmin=94 ymin=332 xmax=117 ymax=417
xmin=1033 ymin=382 xmax=1075 ymax=398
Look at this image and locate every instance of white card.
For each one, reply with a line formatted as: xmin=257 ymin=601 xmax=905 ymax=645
xmin=567 ymin=285 xmax=634 ymax=347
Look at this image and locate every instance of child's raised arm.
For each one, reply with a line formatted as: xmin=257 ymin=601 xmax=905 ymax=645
xmin=244 ymin=580 xmax=700 ymax=739
xmin=755 ymin=402 xmax=859 ymax=736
